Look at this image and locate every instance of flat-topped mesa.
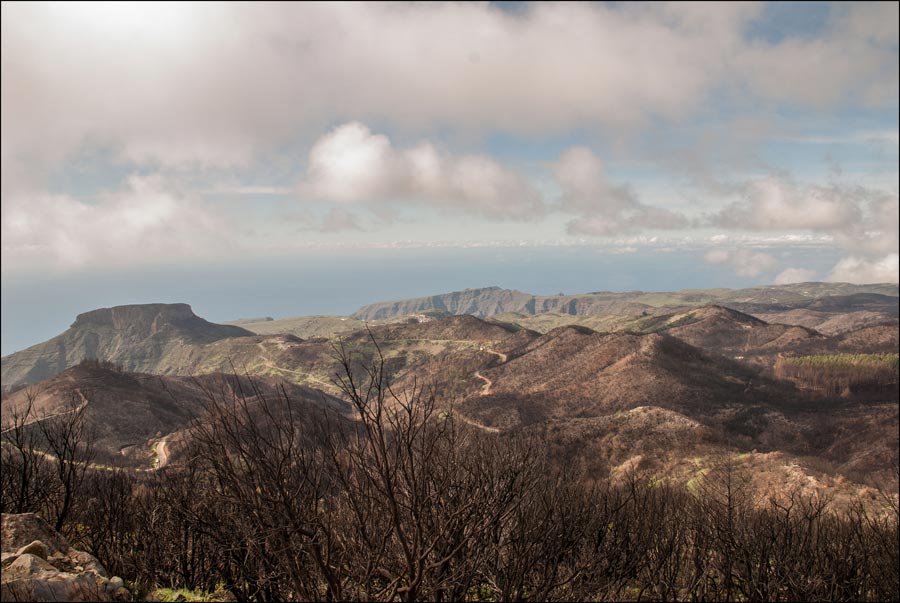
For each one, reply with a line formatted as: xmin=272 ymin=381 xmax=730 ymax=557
xmin=2 ymin=303 xmax=254 ymax=390
xmin=68 ymin=303 xmax=252 ymax=343
xmin=72 ymin=303 xmax=197 ymax=331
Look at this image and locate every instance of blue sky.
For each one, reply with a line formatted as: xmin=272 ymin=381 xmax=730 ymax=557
xmin=1 ymin=1 xmax=898 ymax=352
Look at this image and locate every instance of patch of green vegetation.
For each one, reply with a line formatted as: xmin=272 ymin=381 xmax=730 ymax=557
xmin=686 ymin=468 xmax=710 ymax=493
xmin=466 ymin=583 xmax=497 ymax=601
xmin=150 ymin=587 xmax=222 ymax=602
xmin=781 ymin=353 xmax=898 ymax=370
xmin=234 ymin=315 xmax=365 ymax=338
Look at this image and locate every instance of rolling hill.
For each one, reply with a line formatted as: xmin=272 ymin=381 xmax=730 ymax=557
xmin=0 ymin=361 xmax=350 ymax=470
xmin=456 ymin=327 xmax=793 ymax=430
xmin=2 ymin=306 xmax=529 ymax=396
xmin=3 ymin=288 xmax=896 ymax=509
xmin=647 ymin=305 xmax=826 ymax=355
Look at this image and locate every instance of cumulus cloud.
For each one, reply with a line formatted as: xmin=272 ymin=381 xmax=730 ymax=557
xmin=709 ymin=177 xmax=899 ymax=284
xmin=555 ymin=147 xmax=688 ymax=236
xmin=826 ymin=254 xmax=899 ymax=284
xmin=834 ymin=192 xmax=900 ymax=257
xmin=703 ymin=248 xmax=778 ymax=278
xmin=303 ymin=122 xmax=544 ymax=220
xmin=712 ymin=179 xmax=865 ymax=232
xmin=774 ymin=267 xmax=818 ymax=285
xmin=0 ymin=175 xmax=229 ymax=272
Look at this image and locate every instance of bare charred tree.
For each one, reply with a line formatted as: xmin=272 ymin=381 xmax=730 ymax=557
xmin=78 ymin=469 xmax=138 ymax=580
xmin=37 ymin=390 xmax=97 ymax=533
xmin=185 ymin=374 xmax=334 ymax=601
xmin=1 ymin=387 xmax=95 ymax=536
xmin=0 ymin=388 xmax=56 ymax=514
xmin=691 ymin=454 xmax=756 ymax=601
xmin=9 ymin=334 xmax=894 ymax=602
xmin=324 ymin=335 xmax=554 ymax=602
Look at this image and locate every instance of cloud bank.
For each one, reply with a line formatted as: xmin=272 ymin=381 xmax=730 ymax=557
xmin=304 ymin=122 xmax=543 ymax=220
xmin=710 ymin=178 xmax=899 ymax=283
xmin=703 ymin=248 xmax=778 ymax=278
xmin=3 ymin=2 xmax=896 ymax=169
xmin=1 ymin=175 xmax=228 ymax=271
xmin=1 ymin=2 xmax=897 ymax=284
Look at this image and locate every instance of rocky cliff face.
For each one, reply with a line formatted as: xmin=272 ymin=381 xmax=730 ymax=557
xmin=351 ymin=287 xmax=535 ymax=320
xmin=1 ymin=304 xmax=253 ymax=390
xmin=72 ymin=303 xmax=196 ymax=332
xmin=1 ymin=513 xmax=131 ymax=602
xmin=351 ymin=284 xmax=900 ymax=322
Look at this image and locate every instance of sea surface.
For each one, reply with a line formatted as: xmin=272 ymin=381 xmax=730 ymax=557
xmin=1 ymin=245 xmax=844 ymax=355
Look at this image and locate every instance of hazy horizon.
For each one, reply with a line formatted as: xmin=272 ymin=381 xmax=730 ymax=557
xmin=2 ymin=2 xmax=898 ymax=351
xmin=1 ymin=244 xmax=853 ymax=356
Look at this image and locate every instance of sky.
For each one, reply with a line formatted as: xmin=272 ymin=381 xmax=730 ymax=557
xmin=1 ymin=1 xmax=899 ymax=353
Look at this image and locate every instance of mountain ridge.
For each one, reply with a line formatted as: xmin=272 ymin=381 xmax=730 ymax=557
xmin=351 ymin=282 xmax=900 ymax=321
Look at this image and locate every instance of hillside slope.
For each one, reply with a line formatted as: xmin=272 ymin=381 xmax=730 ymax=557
xmin=458 ymin=328 xmax=792 ymax=430
xmin=1 ymin=304 xmax=253 ymax=390
xmin=0 ymin=362 xmax=349 ymax=469
xmin=652 ymin=305 xmax=826 ymax=354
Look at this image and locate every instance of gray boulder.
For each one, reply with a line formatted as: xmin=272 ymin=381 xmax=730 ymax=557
xmin=1 ymin=513 xmax=131 ymax=602
xmin=16 ymin=539 xmax=50 ymax=560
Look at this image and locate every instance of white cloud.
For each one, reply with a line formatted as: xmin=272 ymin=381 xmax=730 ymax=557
xmin=0 ymin=175 xmax=229 ymax=272
xmin=712 ymin=179 xmax=864 ymax=232
xmin=2 ymin=2 xmax=895 ymax=171
xmin=703 ymin=248 xmax=778 ymax=278
xmin=306 ymin=123 xmax=402 ymax=203
xmin=710 ymin=178 xmax=899 ymax=283
xmin=704 ymin=249 xmax=731 ymax=265
xmin=1 ymin=2 xmax=897 ymax=274
xmin=734 ymin=3 xmax=898 ymax=108
xmin=774 ymin=267 xmax=818 ymax=285
xmin=555 ymin=147 xmax=689 ymax=236
xmin=303 ymin=122 xmax=544 ymax=220
xmin=826 ymin=254 xmax=899 ymax=284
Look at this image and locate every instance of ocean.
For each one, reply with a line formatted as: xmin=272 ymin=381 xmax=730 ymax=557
xmin=1 ymin=244 xmax=844 ymax=355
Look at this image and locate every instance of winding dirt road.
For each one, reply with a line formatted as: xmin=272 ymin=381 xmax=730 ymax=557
xmin=460 ymin=347 xmax=511 ymax=432
xmin=484 ymin=348 xmax=508 ymax=363
xmin=255 ymin=341 xmax=340 ymax=393
xmin=1 ymin=389 xmax=90 ymax=435
xmin=455 ymin=412 xmax=500 ymax=433
xmin=472 ymin=347 xmax=507 ymax=397
xmin=155 ymin=436 xmax=170 ymax=469
xmin=474 ymin=371 xmax=493 ymax=396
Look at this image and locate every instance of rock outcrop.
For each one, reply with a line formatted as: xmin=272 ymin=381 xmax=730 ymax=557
xmin=1 ymin=303 xmax=254 ymax=390
xmin=1 ymin=513 xmax=131 ymax=602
